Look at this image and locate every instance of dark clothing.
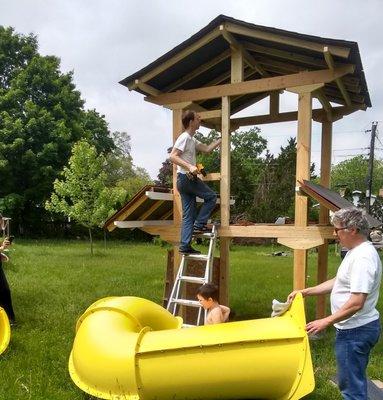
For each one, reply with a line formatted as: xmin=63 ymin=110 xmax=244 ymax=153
xmin=0 ymin=259 xmax=15 ymax=321
xmin=177 ymin=173 xmax=216 ymax=251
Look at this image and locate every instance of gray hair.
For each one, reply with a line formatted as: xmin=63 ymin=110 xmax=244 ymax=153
xmin=331 ymin=207 xmax=370 ymax=237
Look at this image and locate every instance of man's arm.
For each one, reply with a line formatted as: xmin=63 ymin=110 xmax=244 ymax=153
xmin=169 ymin=148 xmax=198 ymax=174
xmin=195 ymin=138 xmax=221 ymax=154
xmin=306 ymin=292 xmax=367 ymax=334
xmin=287 ymin=277 xmax=335 ymax=302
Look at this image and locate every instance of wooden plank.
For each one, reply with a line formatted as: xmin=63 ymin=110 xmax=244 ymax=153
xmin=172 ymin=109 xmax=183 ymax=282
xmin=270 ymin=91 xmax=279 ymax=116
xmin=220 ymin=95 xmax=231 ymax=307
xmin=199 ymin=109 xmax=222 ymax=120
xmin=163 ymin=49 xmax=231 ymax=92
xmin=138 ymin=200 xmax=165 ymax=221
xmin=316 ymin=120 xmax=332 ymax=319
xmin=220 ymin=27 xmax=267 ymax=76
xmin=324 ymin=47 xmax=352 ymax=106
xmin=114 ymin=220 xmax=173 ymax=228
xmin=146 ymin=66 xmax=354 ymax=105
xmin=128 ymin=28 xmax=222 ymax=86
xmin=200 ymin=172 xmax=221 ymax=181
xmin=278 ymin=237 xmax=324 ymax=250
xmin=225 ymin=22 xmax=351 ymax=58
xmin=230 ymin=46 xmax=244 ymax=83
xmin=218 ymin=225 xmax=334 ymax=239
xmin=133 ymin=80 xmax=162 ymax=96
xmin=231 ymin=105 xmax=361 ymax=127
xmin=293 ymin=89 xmax=313 ymax=290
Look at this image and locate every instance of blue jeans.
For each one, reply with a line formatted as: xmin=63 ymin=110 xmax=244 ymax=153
xmin=335 ymin=319 xmax=381 ymax=400
xmin=177 ymin=173 xmax=217 ymax=251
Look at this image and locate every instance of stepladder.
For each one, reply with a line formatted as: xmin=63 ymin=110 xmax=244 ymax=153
xmin=166 ymin=225 xmax=218 ymax=326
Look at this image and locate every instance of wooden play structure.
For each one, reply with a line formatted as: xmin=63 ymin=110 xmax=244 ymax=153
xmin=105 ymin=15 xmax=373 ymax=318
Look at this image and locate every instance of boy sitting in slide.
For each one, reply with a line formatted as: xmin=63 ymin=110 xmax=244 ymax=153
xmin=196 ymin=283 xmax=230 ymax=324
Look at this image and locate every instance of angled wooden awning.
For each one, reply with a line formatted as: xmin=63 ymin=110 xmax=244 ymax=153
xmin=104 ymin=185 xmax=233 ymax=232
xmin=120 ymin=14 xmax=371 ymax=126
xmin=300 ymin=180 xmax=382 ymax=228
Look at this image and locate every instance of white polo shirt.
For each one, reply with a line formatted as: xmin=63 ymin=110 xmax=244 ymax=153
xmin=173 ymin=132 xmax=202 ymax=174
xmin=330 ymin=241 xmax=382 ymax=329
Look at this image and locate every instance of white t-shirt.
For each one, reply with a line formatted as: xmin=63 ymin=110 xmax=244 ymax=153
xmin=331 ymin=241 xmax=382 ymax=329
xmin=173 ymin=132 xmax=202 ymax=174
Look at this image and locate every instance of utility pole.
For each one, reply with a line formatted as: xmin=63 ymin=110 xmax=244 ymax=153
xmin=366 ymin=121 xmax=378 ymax=214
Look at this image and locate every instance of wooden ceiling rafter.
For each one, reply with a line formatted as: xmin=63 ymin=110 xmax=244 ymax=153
xmin=224 ymin=22 xmax=351 ymax=58
xmin=219 ymin=26 xmax=268 ymax=77
xmin=126 ymin=28 xmax=222 ymax=89
xmin=162 ymin=49 xmax=232 ymax=93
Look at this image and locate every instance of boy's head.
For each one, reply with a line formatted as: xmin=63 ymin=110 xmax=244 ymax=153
xmin=196 ymin=284 xmax=219 ymax=310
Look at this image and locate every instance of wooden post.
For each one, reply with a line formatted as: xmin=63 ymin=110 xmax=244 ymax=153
xmin=231 ymin=48 xmax=244 ymax=83
xmin=293 ymin=89 xmax=313 ymax=289
xmin=220 ymin=95 xmax=231 ymax=306
xmin=172 ymin=109 xmax=183 ymax=279
xmin=316 ymin=119 xmax=332 ymax=318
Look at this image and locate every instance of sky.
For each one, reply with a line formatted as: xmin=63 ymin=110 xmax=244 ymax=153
xmin=1 ymin=0 xmax=383 ymax=179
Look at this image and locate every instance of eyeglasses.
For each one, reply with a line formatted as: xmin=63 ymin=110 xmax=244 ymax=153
xmin=334 ymin=227 xmax=348 ymax=234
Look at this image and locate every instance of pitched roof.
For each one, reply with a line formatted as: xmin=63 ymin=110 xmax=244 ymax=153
xmin=120 ymin=15 xmax=371 ymax=114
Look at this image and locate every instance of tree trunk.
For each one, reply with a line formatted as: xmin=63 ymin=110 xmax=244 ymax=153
xmin=88 ymin=227 xmax=93 ymax=255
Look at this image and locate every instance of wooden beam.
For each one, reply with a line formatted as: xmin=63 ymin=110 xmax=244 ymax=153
xmin=270 ymin=92 xmax=279 ymax=116
xmin=133 ymin=80 xmax=162 ymax=96
xmin=146 ymin=66 xmax=354 ymax=105
xmin=163 ymin=49 xmax=231 ymax=92
xmin=324 ymin=47 xmax=352 ymax=106
xmin=114 ymin=220 xmax=173 ymax=228
xmin=278 ymin=237 xmax=325 ymax=250
xmin=199 ymin=109 xmax=222 ymax=120
xmin=200 ymin=172 xmax=221 ymax=181
xmin=230 ymin=105 xmax=362 ymax=127
xmin=316 ymin=120 xmax=332 ymax=319
xmin=293 ymin=88 xmax=313 ymax=290
xmin=218 ymin=225 xmax=334 ymax=239
xmin=314 ymin=89 xmax=333 ymax=120
xmin=220 ymin=26 xmax=267 ymax=76
xmin=138 ymin=200 xmax=164 ymax=221
xmin=220 ymin=95 xmax=231 ymax=307
xmin=230 ymin=46 xmax=244 ymax=83
xmin=127 ymin=27 xmax=221 ymax=87
xmin=224 ymin=22 xmax=351 ymax=59
xmin=172 ymin=109 xmax=183 ymax=285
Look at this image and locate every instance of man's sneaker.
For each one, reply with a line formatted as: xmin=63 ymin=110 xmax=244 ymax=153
xmin=179 ymin=247 xmax=201 ymax=255
xmin=193 ymin=225 xmax=211 ymax=234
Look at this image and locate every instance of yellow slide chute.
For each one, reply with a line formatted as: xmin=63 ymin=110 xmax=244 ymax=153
xmin=0 ymin=307 xmax=11 ymax=355
xmin=69 ymin=294 xmax=314 ymax=400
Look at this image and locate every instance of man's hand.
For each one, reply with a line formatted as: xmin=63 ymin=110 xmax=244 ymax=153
xmin=306 ymin=318 xmax=331 ymax=334
xmin=0 ymin=238 xmax=10 ymax=251
xmin=287 ymin=289 xmax=305 ymax=303
xmin=189 ymin=165 xmax=198 ymax=175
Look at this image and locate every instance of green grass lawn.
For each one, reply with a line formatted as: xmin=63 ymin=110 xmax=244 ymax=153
xmin=0 ymin=239 xmax=382 ymax=400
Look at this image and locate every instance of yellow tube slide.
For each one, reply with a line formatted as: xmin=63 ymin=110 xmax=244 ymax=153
xmin=69 ymin=294 xmax=314 ymax=400
xmin=0 ymin=307 xmax=11 ymax=355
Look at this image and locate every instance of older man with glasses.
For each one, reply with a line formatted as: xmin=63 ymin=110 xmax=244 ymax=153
xmin=288 ymin=207 xmax=382 ymax=400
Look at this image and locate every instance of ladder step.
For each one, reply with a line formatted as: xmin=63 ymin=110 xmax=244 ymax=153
xmin=179 ymin=276 xmax=206 ymax=284
xmin=183 ymin=254 xmax=209 ymax=261
xmin=192 ymin=232 xmax=215 ymax=238
xmin=170 ymin=299 xmax=201 ymax=308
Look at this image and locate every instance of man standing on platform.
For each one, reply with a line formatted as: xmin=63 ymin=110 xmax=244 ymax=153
xmin=288 ymin=207 xmax=381 ymax=400
xmin=169 ymin=110 xmax=221 ymax=255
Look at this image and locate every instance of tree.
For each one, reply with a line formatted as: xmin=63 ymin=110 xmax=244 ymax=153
xmin=331 ymin=155 xmax=383 ymax=195
xmin=0 ymin=27 xmax=115 ymax=234
xmin=45 ymin=140 xmax=124 ymax=254
xmin=104 ymin=131 xmax=152 ymax=201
